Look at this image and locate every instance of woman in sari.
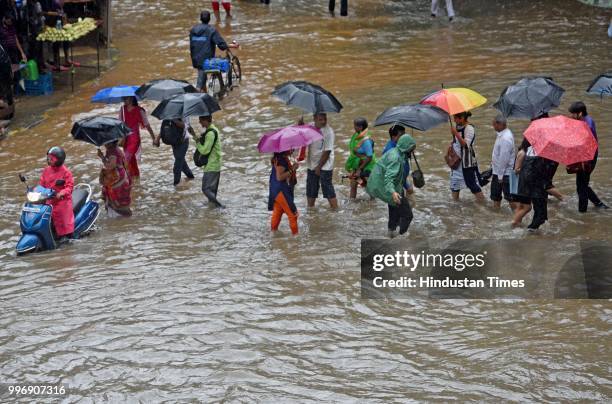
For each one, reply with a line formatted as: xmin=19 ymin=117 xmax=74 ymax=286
xmin=269 ymin=150 xmax=299 ymax=235
xmin=118 ymin=96 xmax=158 ymax=180
xmin=98 ymin=141 xmax=132 ymax=216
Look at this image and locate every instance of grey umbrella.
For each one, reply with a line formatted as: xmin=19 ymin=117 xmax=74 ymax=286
xmin=493 ymin=77 xmax=565 ymax=119
xmin=577 ymin=0 xmax=612 ymax=7
xmin=136 ymin=79 xmax=199 ymax=101
xmin=71 ymin=117 xmax=131 ymax=147
xmin=586 ymin=73 xmax=612 ymax=97
xmin=374 ymin=104 xmax=449 ymax=131
xmin=151 ymin=93 xmax=221 ymax=120
xmin=272 ymin=81 xmax=343 ymax=114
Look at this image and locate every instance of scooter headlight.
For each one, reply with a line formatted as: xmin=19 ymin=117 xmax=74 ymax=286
xmin=27 ymin=192 xmax=42 ymax=203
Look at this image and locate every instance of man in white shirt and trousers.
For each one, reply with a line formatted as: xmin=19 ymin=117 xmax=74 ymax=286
xmin=431 ymin=0 xmax=455 ymax=21
xmin=304 ymin=113 xmax=338 ymax=209
xmin=490 ymin=115 xmax=517 ymax=210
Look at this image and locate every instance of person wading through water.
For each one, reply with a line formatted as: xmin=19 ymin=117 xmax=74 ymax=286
xmin=346 ymin=117 xmax=376 ymax=200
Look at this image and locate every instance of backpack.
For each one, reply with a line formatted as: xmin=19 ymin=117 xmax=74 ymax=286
xmin=160 ymin=120 xmax=184 ymax=146
xmin=193 ymin=128 xmax=218 ymax=167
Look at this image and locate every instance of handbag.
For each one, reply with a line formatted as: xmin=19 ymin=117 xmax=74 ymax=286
xmin=478 ymin=168 xmax=492 ymax=187
xmin=566 ymin=161 xmax=593 ymax=174
xmin=445 ymin=143 xmax=461 ymax=170
xmin=410 ymin=152 xmax=425 ymax=189
xmin=509 ymin=171 xmax=519 ymax=195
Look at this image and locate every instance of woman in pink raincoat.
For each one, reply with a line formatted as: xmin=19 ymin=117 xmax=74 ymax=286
xmin=39 ymin=146 xmax=74 ymax=238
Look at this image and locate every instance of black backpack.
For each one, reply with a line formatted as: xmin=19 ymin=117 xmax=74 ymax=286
xmin=160 ymin=120 xmax=184 ymax=146
xmin=193 ymin=128 xmax=218 ymax=167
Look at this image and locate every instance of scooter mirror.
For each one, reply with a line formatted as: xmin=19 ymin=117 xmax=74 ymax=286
xmin=18 ymin=174 xmax=26 ymax=183
xmin=55 ymin=179 xmax=66 ymax=187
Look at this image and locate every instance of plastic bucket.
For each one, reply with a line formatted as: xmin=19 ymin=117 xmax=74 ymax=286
xmin=23 ymin=60 xmax=39 ymax=81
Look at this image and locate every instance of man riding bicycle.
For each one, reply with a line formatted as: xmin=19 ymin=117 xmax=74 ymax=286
xmin=189 ymin=10 xmax=239 ymax=93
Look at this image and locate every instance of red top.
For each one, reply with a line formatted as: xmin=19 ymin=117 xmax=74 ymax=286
xmin=39 ymin=164 xmax=75 ymax=236
xmin=119 ymin=105 xmax=147 ymax=139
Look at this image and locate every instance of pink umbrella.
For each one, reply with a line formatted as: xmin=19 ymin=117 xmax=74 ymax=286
xmin=524 ymin=115 xmax=598 ymax=166
xmin=257 ymin=125 xmax=323 ymax=153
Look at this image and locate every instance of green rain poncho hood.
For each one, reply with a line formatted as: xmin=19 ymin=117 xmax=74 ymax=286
xmin=366 ymin=134 xmax=416 ymax=205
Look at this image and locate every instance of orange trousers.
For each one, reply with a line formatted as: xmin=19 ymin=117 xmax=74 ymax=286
xmin=271 ymin=193 xmax=298 ymax=235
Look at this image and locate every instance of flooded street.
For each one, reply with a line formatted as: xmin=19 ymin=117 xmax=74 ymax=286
xmin=1 ymin=0 xmax=611 ymax=401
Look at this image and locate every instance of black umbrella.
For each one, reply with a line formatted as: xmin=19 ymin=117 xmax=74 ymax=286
xmin=586 ymin=73 xmax=612 ymax=97
xmin=151 ymin=93 xmax=221 ymax=120
xmin=71 ymin=116 xmax=131 ymax=146
xmin=374 ymin=104 xmax=449 ymax=131
xmin=272 ymin=81 xmax=343 ymax=114
xmin=493 ymin=77 xmax=565 ymax=119
xmin=135 ymin=78 xmax=199 ymax=101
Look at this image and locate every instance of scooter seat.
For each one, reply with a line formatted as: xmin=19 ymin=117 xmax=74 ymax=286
xmin=72 ymin=188 xmax=88 ymax=213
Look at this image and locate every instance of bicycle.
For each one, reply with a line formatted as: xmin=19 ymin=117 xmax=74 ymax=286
xmin=225 ymin=48 xmax=242 ymax=91
xmin=205 ymin=44 xmax=242 ymax=100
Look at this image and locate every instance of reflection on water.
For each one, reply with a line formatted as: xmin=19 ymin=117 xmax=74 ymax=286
xmin=0 ymin=0 xmax=611 ymax=400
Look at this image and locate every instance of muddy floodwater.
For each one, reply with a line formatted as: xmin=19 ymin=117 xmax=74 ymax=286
xmin=1 ymin=0 xmax=611 ymax=401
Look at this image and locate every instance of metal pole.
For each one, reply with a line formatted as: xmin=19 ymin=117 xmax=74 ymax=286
xmin=97 ymin=29 xmax=100 ymax=75
xmin=70 ymin=43 xmax=74 ymax=93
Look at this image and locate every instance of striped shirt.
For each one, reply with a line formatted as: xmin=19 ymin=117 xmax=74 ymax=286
xmin=0 ymin=23 xmax=18 ymax=50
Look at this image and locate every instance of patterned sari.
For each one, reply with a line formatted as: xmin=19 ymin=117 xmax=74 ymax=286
xmin=100 ymin=146 xmax=132 ymax=215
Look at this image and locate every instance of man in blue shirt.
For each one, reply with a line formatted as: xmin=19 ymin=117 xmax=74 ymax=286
xmin=569 ymin=101 xmax=608 ymax=212
xmin=189 ymin=10 xmax=238 ymax=92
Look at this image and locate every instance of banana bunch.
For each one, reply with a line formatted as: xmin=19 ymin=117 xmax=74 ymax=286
xmin=37 ymin=18 xmax=98 ymax=42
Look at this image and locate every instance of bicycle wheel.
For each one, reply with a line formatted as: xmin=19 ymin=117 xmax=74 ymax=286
xmin=207 ymin=72 xmax=224 ymax=100
xmin=231 ymin=56 xmax=242 ymax=86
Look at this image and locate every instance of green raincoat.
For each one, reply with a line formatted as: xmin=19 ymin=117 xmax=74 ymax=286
xmin=345 ymin=130 xmax=377 ymax=173
xmin=366 ymin=135 xmax=416 ymax=206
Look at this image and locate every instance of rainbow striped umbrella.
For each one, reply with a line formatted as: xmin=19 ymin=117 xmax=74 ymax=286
xmin=420 ymin=88 xmax=487 ymax=115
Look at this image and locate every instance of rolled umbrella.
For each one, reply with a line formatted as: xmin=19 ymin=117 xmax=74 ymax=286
xmin=493 ymin=77 xmax=565 ymax=119
xmin=524 ymin=115 xmax=598 ymax=166
xmin=257 ymin=125 xmax=323 ymax=153
xmin=586 ymin=73 xmax=612 ymax=97
xmin=272 ymin=81 xmax=343 ymax=114
xmin=374 ymin=104 xmax=449 ymax=131
xmin=91 ymin=85 xmax=139 ymax=104
xmin=135 ymin=79 xmax=199 ymax=101
xmin=151 ymin=93 xmax=221 ymax=120
xmin=420 ymin=87 xmax=487 ymax=115
xmin=71 ymin=116 xmax=131 ymax=146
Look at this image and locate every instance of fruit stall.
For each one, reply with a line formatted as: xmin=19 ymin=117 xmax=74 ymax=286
xmin=36 ymin=17 xmax=102 ymax=92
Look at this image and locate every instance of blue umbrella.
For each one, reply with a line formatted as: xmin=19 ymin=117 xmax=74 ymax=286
xmin=91 ymin=85 xmax=140 ymax=104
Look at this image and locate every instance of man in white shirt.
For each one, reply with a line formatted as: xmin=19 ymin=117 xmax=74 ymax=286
xmin=490 ymin=115 xmax=516 ymax=209
xmin=431 ymin=0 xmax=455 ymax=21
xmin=306 ymin=113 xmax=338 ymax=209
